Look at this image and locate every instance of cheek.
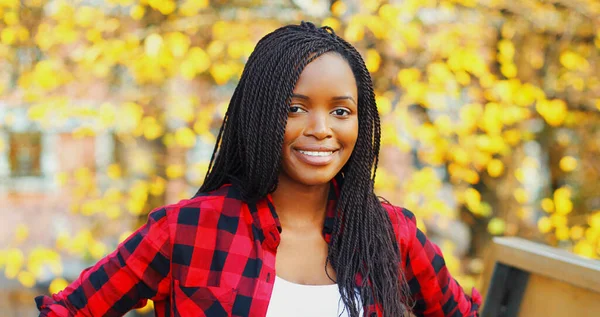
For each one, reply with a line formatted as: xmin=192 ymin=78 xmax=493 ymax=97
xmin=282 ymin=120 xmax=300 ymax=146
xmin=342 ymin=121 xmax=359 ymax=150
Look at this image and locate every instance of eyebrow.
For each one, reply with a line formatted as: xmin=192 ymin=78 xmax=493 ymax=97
xmin=291 ymin=93 xmax=357 ymax=105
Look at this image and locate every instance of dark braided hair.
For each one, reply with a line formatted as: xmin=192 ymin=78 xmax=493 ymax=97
xmin=197 ymin=21 xmax=413 ymax=317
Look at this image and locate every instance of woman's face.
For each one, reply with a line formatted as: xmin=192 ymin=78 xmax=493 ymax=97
xmin=279 ymin=53 xmax=359 ymax=186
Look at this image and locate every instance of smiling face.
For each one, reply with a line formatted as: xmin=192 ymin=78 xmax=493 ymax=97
xmin=279 ymin=52 xmax=359 ymax=187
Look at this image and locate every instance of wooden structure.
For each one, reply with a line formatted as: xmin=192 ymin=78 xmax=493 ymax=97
xmin=480 ymin=237 xmax=600 ymax=317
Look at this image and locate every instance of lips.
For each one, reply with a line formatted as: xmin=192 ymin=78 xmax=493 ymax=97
xmin=292 ymin=147 xmax=339 ymax=166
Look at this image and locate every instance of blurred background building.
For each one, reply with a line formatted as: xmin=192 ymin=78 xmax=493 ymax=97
xmin=1 ymin=0 xmax=599 ymax=315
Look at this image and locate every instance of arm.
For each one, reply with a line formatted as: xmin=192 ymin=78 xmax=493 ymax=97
xmin=395 ymin=207 xmax=481 ymax=317
xmin=35 ymin=207 xmax=172 ymax=317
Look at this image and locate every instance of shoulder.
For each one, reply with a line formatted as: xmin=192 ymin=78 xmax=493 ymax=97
xmin=380 ymin=201 xmax=417 ymax=231
xmin=380 ymin=201 xmax=417 ymax=226
xmin=150 ymin=184 xmax=240 ymax=225
xmin=379 ymin=201 xmax=419 ymax=250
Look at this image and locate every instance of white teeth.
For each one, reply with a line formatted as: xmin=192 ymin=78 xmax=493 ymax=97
xmin=298 ymin=150 xmax=334 ymax=157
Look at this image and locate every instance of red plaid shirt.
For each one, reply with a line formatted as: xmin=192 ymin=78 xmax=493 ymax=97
xmin=36 ymin=180 xmax=481 ymax=316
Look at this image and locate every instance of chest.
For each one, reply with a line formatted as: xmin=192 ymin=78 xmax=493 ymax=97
xmin=166 ymin=213 xmax=375 ymax=316
xmin=275 ymin=228 xmax=337 ymax=285
xmin=265 ymin=276 xmax=359 ymax=317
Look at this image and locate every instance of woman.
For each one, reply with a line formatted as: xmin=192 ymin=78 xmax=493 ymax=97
xmin=36 ymin=21 xmax=481 ymax=317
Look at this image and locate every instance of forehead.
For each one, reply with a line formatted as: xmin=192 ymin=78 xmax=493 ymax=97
xmin=293 ymin=53 xmax=358 ymax=98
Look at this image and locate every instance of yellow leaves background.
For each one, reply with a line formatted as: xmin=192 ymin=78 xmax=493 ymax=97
xmin=1 ymin=0 xmax=599 ymax=309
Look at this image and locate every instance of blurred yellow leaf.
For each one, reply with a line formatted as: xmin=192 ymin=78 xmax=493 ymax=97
xmin=398 ymin=22 xmax=421 ymax=48
xmin=397 ymin=68 xmax=421 ymax=87
xmin=166 ymin=164 xmax=185 ymax=179
xmin=559 ymin=156 xmax=577 ymax=172
xmin=374 ymin=167 xmax=397 ymax=192
xmin=175 ymin=127 xmax=197 ymax=148
xmin=71 ymin=230 xmax=94 ymax=254
xmin=588 ymin=211 xmax=600 ymax=229
xmin=481 ymin=102 xmax=503 ymax=135
xmin=165 ymin=32 xmax=190 ymax=58
xmin=180 ymin=0 xmax=209 ymax=16
xmin=487 ymin=159 xmax=504 ymax=177
xmin=1 ymin=27 xmax=17 ymax=45
xmin=119 ymin=231 xmax=133 ymax=244
xmin=189 ymin=161 xmax=209 ymax=185
xmin=500 ymin=63 xmax=517 ymax=78
xmin=18 ymin=271 xmax=36 ymax=288
xmin=376 ymin=95 xmax=392 ymax=116
xmin=49 ymin=278 xmax=69 ymax=295
xmin=127 ymin=197 xmax=146 ymax=216
xmin=331 ymin=1 xmax=347 ymax=16
xmin=321 ymin=17 xmax=341 ymax=33
xmin=107 ymin=163 xmax=122 ymax=179
xmin=536 ymin=99 xmax=567 ymax=127
xmin=74 ymin=6 xmax=98 ymax=27
xmin=116 ymin=102 xmax=144 ymax=133
xmin=145 ymin=33 xmax=163 ymax=58
xmin=574 ymin=241 xmax=596 ymax=259
xmin=210 ymin=63 xmax=235 ymax=85
xmin=227 ymin=40 xmax=254 ymax=59
xmin=551 ymin=214 xmax=568 ymax=228
xmin=487 ymin=218 xmax=506 ymax=235
xmin=3 ymin=10 xmax=19 ymax=25
xmin=4 ymin=248 xmax=24 ymax=279
xmin=570 ymin=226 xmax=584 ymax=241
xmin=455 ymin=70 xmax=470 ymax=86
xmin=476 ymin=134 xmax=506 ymax=154
xmin=585 ymin=228 xmax=599 ymax=243
xmin=365 ymin=49 xmax=381 ymax=73
xmin=541 ymin=198 xmax=554 ymax=213
xmin=142 ymin=117 xmax=164 ymax=140
xmin=14 ymin=224 xmax=29 ymax=243
xmin=537 ymin=217 xmax=552 ymax=233
xmin=90 ymin=242 xmax=107 ymax=259
xmin=503 ymin=129 xmax=521 ymax=146
xmin=560 ymin=51 xmax=589 ymax=71
xmin=151 ymin=0 xmax=176 ymax=15
xmin=464 ymin=188 xmax=481 ymax=212
xmin=73 ymin=126 xmax=97 ymax=138
xmin=103 ymin=187 xmax=122 ymax=203
xmin=555 ymin=226 xmax=570 ymax=241
xmin=150 ymin=176 xmax=166 ymax=196
xmin=33 ymin=60 xmax=64 ymax=90
xmin=105 ymin=204 xmax=121 ymax=220
xmin=554 ymin=187 xmax=573 ymax=215
xmin=56 ymin=232 xmax=70 ymax=250
xmin=130 ymin=5 xmax=145 ymax=20
xmin=433 ymin=115 xmax=453 ymax=136
xmin=80 ymin=201 xmax=97 ymax=216
xmin=344 ymin=20 xmax=364 ymax=42
xmin=513 ymin=188 xmax=529 ymax=204
xmin=427 ymin=62 xmax=453 ymax=86
xmin=365 ymin=17 xmax=386 ymax=39
xmin=74 ymin=167 xmax=93 ymax=186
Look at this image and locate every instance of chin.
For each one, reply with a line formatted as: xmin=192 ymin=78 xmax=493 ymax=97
xmin=292 ymin=171 xmax=337 ymax=186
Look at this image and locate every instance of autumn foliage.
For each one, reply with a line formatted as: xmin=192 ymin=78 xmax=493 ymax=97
xmin=1 ymin=0 xmax=599 ymax=310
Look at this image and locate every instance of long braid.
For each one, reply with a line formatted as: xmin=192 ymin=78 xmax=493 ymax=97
xmin=197 ymin=21 xmax=412 ymax=316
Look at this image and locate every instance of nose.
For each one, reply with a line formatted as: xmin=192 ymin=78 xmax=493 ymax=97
xmin=304 ymin=110 xmax=332 ymax=140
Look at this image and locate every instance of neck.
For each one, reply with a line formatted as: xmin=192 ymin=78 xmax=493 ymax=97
xmin=270 ymin=175 xmax=330 ymax=230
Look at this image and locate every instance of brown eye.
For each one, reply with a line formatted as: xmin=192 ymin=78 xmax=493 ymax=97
xmin=289 ymin=106 xmax=306 ymax=113
xmin=332 ymin=109 xmax=350 ymax=116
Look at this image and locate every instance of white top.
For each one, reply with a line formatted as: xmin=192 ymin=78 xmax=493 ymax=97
xmin=265 ymin=275 xmax=361 ymax=317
